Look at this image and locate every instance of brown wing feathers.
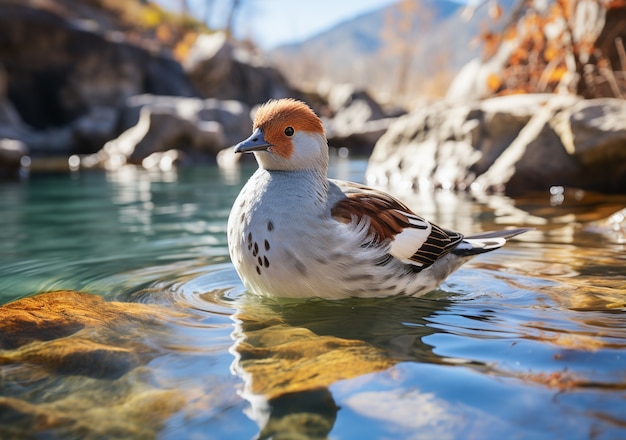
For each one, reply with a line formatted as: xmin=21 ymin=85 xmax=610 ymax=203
xmin=331 ymin=184 xmax=464 ymax=269
xmin=331 ymin=191 xmax=411 ymax=241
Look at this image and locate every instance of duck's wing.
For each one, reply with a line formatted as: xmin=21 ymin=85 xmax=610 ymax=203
xmin=330 ymin=180 xmax=463 ymax=270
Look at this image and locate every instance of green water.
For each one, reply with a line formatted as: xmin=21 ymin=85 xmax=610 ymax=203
xmin=1 ymin=159 xmax=625 ymax=439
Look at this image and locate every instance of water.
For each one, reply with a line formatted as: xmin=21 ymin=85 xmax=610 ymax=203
xmin=1 ymin=159 xmax=625 ymax=439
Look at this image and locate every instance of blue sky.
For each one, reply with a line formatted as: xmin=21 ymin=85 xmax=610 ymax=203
xmin=158 ymin=0 xmax=456 ymax=49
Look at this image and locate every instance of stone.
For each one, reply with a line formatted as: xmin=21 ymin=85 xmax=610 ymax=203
xmin=326 ymin=83 xmax=386 ymax=120
xmin=85 ymin=94 xmax=255 ymax=169
xmin=85 ymin=104 xmax=226 ymax=169
xmin=71 ymin=106 xmax=119 ymax=153
xmin=552 ymin=98 xmax=626 ymax=163
xmin=367 ymin=94 xmax=626 ymax=195
xmin=120 ymin=94 xmax=252 ymax=147
xmin=184 ymin=33 xmax=295 ymax=106
xmin=141 ymin=149 xmax=185 ymax=171
xmin=0 ymin=290 xmax=189 ymax=438
xmin=1 ymin=4 xmax=196 ymax=130
xmin=184 ymin=32 xmax=234 ymax=86
xmin=0 ymin=64 xmax=22 ymax=127
xmin=196 ymin=98 xmax=252 ymax=147
xmin=0 ymin=3 xmax=196 ymax=158
xmin=0 ymin=139 xmax=28 ymax=179
xmin=473 ymin=95 xmax=583 ymax=194
xmin=230 ymin=294 xmax=449 ymax=438
xmin=0 ymin=290 xmax=174 ymax=350
xmin=327 ymin=117 xmax=398 ymax=155
xmin=323 ymin=84 xmax=398 ymax=154
xmin=231 ymin=298 xmax=411 ymax=401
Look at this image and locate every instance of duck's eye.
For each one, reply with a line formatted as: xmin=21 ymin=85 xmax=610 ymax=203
xmin=284 ymin=126 xmax=294 ymax=137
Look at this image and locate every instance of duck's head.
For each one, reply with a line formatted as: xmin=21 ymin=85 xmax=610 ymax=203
xmin=234 ymin=99 xmax=328 ymax=172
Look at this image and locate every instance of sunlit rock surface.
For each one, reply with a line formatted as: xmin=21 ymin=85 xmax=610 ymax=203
xmin=0 ymin=290 xmax=188 ymax=438
xmin=0 ymin=139 xmax=28 ymax=179
xmin=185 ymin=32 xmax=295 ymax=107
xmin=367 ymin=94 xmax=626 ymax=195
xmin=323 ymin=84 xmax=403 ymax=154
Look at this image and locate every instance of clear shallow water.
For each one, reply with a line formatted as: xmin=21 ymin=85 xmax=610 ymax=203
xmin=0 ymin=159 xmax=625 ymax=439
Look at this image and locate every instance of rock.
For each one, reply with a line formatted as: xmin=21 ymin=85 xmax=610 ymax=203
xmin=0 ymin=3 xmax=196 ymax=157
xmin=71 ymin=106 xmax=119 ymax=153
xmin=323 ymin=85 xmax=399 ymax=154
xmin=367 ymin=94 xmax=626 ymax=195
xmin=85 ymin=106 xmax=222 ymax=168
xmin=121 ymin=94 xmax=251 ymax=147
xmin=184 ymin=32 xmax=234 ymax=86
xmin=141 ymin=149 xmax=185 ymax=171
xmin=472 ymin=95 xmax=583 ymax=194
xmin=0 ymin=290 xmax=189 ymax=438
xmin=327 ymin=117 xmax=398 ymax=155
xmin=0 ymin=383 xmax=185 ymax=439
xmin=231 ymin=299 xmax=396 ymax=439
xmin=552 ymin=98 xmax=626 ymax=163
xmin=325 ymin=84 xmax=386 ymax=120
xmin=5 ymin=338 xmax=139 ymax=379
xmin=196 ymin=99 xmax=253 ymax=147
xmin=86 ymin=95 xmax=252 ymax=169
xmin=234 ymin=324 xmax=394 ymax=399
xmin=0 ymin=139 xmax=28 ymax=179
xmin=0 ymin=290 xmax=173 ymax=350
xmin=1 ymin=4 xmax=196 ymax=129
xmin=185 ymin=32 xmax=295 ymax=106
xmin=231 ymin=294 xmax=447 ymax=438
xmin=0 ymin=64 xmax=21 ymax=127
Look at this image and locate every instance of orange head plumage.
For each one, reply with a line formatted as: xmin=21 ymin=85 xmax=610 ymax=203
xmin=235 ymin=99 xmax=328 ymax=172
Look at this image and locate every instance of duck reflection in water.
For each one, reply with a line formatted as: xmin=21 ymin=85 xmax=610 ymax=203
xmin=229 ymin=293 xmax=467 ymax=439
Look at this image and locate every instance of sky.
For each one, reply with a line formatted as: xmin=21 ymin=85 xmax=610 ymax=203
xmin=158 ymin=0 xmax=401 ymax=49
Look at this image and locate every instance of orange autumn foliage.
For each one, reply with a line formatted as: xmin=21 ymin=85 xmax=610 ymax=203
xmin=480 ymin=0 xmax=626 ymax=98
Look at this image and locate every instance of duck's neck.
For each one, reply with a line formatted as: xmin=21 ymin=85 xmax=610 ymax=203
xmin=260 ymin=167 xmax=330 ymax=207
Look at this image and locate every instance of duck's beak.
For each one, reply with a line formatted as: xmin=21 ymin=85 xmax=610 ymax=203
xmin=234 ymin=128 xmax=272 ymax=153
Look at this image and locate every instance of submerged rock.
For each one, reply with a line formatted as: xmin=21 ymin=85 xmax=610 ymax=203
xmin=0 ymin=290 xmax=188 ymax=438
xmin=367 ymin=94 xmax=626 ymax=195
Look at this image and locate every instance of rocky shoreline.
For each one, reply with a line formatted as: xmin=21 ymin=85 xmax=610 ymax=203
xmin=1 ymin=0 xmax=625 ymax=196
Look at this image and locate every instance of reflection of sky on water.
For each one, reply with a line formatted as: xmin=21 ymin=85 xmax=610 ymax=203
xmin=0 ymin=159 xmax=625 ymax=438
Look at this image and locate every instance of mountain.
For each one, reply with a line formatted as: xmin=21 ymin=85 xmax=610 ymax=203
xmin=270 ymin=0 xmax=515 ymax=103
xmin=274 ymin=0 xmax=461 ymax=55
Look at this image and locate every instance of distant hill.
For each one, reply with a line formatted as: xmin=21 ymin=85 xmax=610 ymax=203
xmin=270 ymin=0 xmax=515 ymax=104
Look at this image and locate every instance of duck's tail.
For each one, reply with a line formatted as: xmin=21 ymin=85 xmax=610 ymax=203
xmin=452 ymin=228 xmax=532 ymax=257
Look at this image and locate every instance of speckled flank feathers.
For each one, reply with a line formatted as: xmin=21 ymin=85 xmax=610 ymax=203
xmin=227 ymin=98 xmax=530 ymax=299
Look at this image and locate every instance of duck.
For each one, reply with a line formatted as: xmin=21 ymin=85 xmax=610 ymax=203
xmin=227 ymin=98 xmax=529 ymax=299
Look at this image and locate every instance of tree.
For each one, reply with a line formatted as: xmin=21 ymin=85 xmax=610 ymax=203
xmin=479 ymin=0 xmax=626 ymax=98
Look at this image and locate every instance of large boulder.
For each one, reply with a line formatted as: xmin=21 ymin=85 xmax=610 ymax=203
xmin=84 ymin=95 xmax=252 ymax=169
xmin=0 ymin=3 xmax=196 ymax=156
xmin=120 ymin=94 xmax=252 ymax=147
xmin=322 ymin=84 xmax=403 ymax=154
xmin=0 ymin=139 xmax=28 ymax=179
xmin=367 ymin=94 xmax=626 ymax=195
xmin=184 ymin=32 xmax=295 ymax=107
